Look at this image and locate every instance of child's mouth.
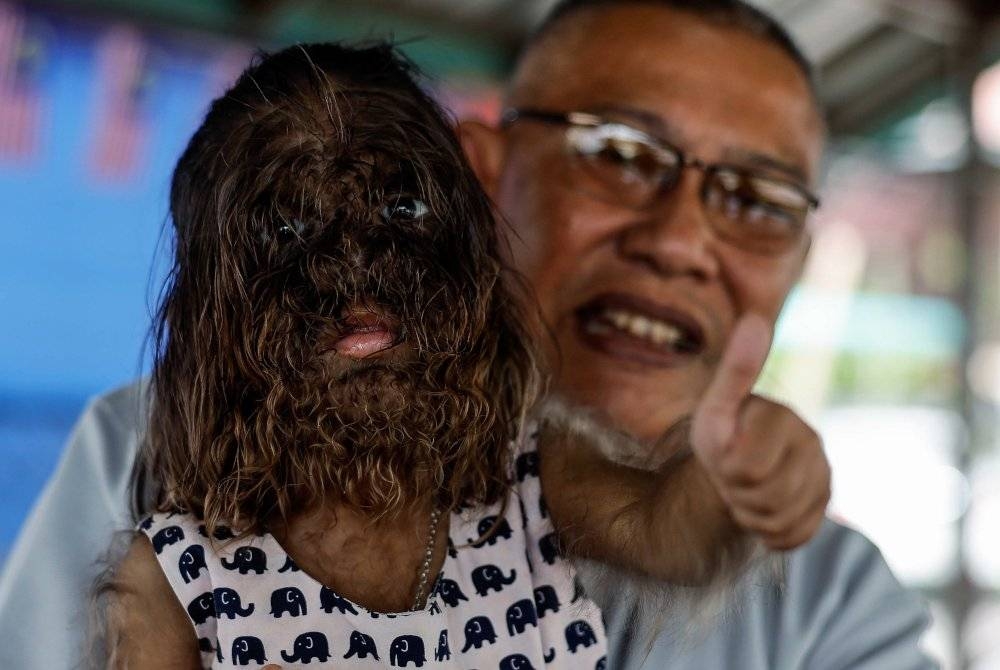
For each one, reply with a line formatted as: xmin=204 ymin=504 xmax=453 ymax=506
xmin=333 ymin=308 xmax=400 ymax=358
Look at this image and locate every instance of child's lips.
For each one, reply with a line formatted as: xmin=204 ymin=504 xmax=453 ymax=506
xmin=333 ymin=307 xmax=400 ymax=358
xmin=333 ymin=328 xmax=397 ymax=357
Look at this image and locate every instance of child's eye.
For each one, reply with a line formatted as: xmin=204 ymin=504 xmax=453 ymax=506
xmin=381 ymin=196 xmax=429 ymax=222
xmin=260 ymin=217 xmax=307 ymax=245
xmin=276 ymin=218 xmax=306 ymax=241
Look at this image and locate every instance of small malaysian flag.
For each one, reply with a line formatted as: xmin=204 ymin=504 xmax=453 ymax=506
xmin=0 ymin=1 xmax=41 ymax=162
xmin=87 ymin=25 xmax=150 ymax=182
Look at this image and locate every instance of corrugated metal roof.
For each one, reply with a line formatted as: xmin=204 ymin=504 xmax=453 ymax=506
xmin=287 ymin=0 xmax=1000 ymax=132
xmin=27 ymin=0 xmax=1000 ymax=133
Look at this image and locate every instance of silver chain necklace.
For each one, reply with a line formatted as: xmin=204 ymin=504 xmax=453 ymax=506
xmin=411 ymin=506 xmax=443 ymax=611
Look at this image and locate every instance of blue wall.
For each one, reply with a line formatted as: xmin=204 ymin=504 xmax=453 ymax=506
xmin=0 ymin=3 xmax=250 ymax=563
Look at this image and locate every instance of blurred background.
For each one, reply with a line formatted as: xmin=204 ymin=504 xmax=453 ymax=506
xmin=0 ymin=0 xmax=998 ymax=666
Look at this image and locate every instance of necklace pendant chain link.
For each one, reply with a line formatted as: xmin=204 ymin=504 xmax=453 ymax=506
xmin=411 ymin=506 xmax=443 ymax=611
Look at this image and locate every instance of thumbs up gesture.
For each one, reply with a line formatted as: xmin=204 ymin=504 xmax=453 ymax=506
xmin=690 ymin=314 xmax=831 ymax=551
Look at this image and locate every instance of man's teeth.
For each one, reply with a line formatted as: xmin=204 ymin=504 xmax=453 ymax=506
xmin=592 ymin=309 xmax=684 ymax=346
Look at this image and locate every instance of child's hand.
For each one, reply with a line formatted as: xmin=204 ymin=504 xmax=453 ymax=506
xmin=690 ymin=314 xmax=831 ymax=551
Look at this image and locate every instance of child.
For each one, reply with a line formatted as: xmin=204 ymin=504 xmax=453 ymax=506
xmin=103 ymin=42 xmax=607 ymax=669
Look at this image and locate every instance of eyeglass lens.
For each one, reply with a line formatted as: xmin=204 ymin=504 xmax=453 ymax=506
xmin=564 ymin=123 xmax=811 ymax=253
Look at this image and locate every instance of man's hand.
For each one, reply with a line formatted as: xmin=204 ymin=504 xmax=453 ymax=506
xmin=537 ymin=312 xmax=830 ymax=586
xmin=690 ymin=314 xmax=831 ymax=551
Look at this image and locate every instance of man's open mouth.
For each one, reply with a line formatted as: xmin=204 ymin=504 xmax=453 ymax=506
xmin=575 ymin=293 xmax=705 ymax=365
xmin=332 ymin=307 xmax=401 ymax=358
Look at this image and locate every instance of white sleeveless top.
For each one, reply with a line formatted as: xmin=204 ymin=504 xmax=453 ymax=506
xmin=140 ymin=439 xmax=608 ymax=669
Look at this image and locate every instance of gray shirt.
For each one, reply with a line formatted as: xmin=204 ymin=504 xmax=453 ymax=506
xmin=0 ymin=381 xmax=938 ymax=669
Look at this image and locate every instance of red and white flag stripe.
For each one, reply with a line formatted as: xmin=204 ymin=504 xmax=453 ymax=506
xmin=88 ymin=25 xmax=149 ymax=181
xmin=0 ymin=1 xmax=40 ymax=161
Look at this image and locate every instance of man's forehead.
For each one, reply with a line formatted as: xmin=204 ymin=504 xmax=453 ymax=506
xmin=511 ymin=4 xmax=824 ymax=179
xmin=515 ymin=4 xmax=813 ymax=96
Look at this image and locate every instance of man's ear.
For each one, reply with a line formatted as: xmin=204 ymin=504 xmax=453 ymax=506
xmin=457 ymin=120 xmax=506 ymax=198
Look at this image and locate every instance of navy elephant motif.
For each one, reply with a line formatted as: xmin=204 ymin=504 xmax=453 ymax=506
xmin=565 ymin=620 xmax=598 ymax=653
xmin=534 ymin=585 xmax=560 ymax=618
xmin=500 ymin=653 xmax=537 ymax=670
xmin=344 ymin=631 xmax=379 ymax=660
xmin=151 ymin=526 xmax=184 ymax=554
xmin=231 ymin=636 xmax=267 ymax=665
xmin=214 ymin=587 xmax=254 ymax=619
xmin=198 ymin=637 xmax=214 ymax=654
xmin=434 ymin=630 xmax=451 ymax=661
xmin=538 ymin=533 xmax=560 ymax=565
xmin=186 ymin=592 xmax=215 ymax=625
xmin=389 ymin=635 xmax=426 ymax=667
xmin=319 ymin=586 xmax=359 ymax=615
xmin=470 ymin=516 xmax=513 ymax=546
xmin=515 ymin=452 xmax=540 ymax=482
xmin=471 ymin=565 xmax=517 ymax=596
xmin=281 ymin=632 xmax=331 ymax=664
xmin=435 ymin=578 xmax=469 ymax=607
xmin=222 ymin=546 xmax=268 ymax=575
xmin=461 ymin=615 xmax=498 ymax=651
xmin=277 ymin=555 xmax=300 ymax=572
xmin=178 ymin=545 xmax=207 ymax=584
xmin=269 ymin=586 xmax=307 ymax=618
xmin=506 ymin=598 xmax=539 ymax=636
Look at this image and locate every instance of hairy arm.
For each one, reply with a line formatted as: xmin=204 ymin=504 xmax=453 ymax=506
xmin=537 ymin=407 xmax=753 ymax=586
xmin=100 ymin=534 xmax=202 ymax=670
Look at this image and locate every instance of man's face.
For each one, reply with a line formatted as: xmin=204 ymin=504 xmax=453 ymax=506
xmin=492 ymin=6 xmax=825 ymax=443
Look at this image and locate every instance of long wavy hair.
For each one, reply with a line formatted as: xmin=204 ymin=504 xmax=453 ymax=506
xmin=137 ymin=42 xmax=541 ymax=536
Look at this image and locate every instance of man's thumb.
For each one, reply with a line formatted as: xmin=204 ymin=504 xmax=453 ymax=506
xmin=690 ymin=313 xmax=773 ymax=462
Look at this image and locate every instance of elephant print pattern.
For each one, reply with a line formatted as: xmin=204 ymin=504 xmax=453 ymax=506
xmin=139 ymin=433 xmax=606 ymax=668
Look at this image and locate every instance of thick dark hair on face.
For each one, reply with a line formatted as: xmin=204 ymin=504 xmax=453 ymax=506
xmin=139 ymin=42 xmax=541 ymax=534
xmin=527 ymin=0 xmax=815 ymax=91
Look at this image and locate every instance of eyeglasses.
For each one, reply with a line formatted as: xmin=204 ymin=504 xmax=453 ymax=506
xmin=501 ymin=108 xmax=820 ymax=255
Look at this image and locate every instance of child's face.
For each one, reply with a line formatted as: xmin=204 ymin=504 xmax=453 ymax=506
xmin=239 ymin=98 xmax=492 ymax=405
xmin=169 ymin=74 xmax=535 ymax=514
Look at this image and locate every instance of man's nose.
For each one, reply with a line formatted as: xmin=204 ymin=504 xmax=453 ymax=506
xmin=617 ymin=171 xmax=720 ymax=280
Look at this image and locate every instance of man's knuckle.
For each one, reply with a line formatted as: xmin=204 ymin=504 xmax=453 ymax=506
xmin=742 ymin=494 xmax=780 ymax=516
xmin=736 ymin=461 xmax=771 ymax=487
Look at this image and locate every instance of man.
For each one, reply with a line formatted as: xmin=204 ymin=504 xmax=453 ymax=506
xmin=0 ymin=1 xmax=935 ymax=668
xmin=459 ymin=2 xmax=933 ymax=668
